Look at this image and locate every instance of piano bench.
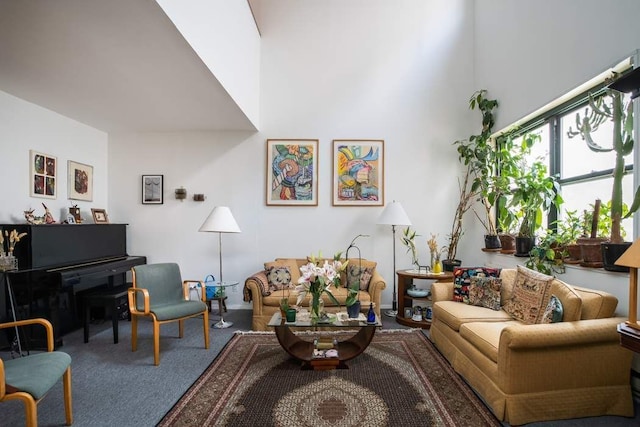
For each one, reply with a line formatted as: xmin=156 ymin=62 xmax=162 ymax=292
xmin=84 ymin=285 xmax=130 ymax=344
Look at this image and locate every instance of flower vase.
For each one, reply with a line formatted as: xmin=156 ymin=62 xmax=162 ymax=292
xmin=311 ymin=293 xmax=323 ymax=323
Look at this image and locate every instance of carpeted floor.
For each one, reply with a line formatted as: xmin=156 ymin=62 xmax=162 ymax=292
xmin=158 ymin=329 xmax=500 ymax=427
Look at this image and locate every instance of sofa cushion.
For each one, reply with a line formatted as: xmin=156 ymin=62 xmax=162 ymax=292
xmin=541 ymin=295 xmax=563 ymax=323
xmin=265 ymin=265 xmax=292 ymax=291
xmin=262 ymin=287 xmax=373 ymax=307
xmin=548 ymin=279 xmax=582 ymax=321
xmin=468 ymin=276 xmax=502 ymax=311
xmin=433 ymin=300 xmax=513 ymax=332
xmin=573 ymin=286 xmax=618 ymax=319
xmin=502 ymin=266 xmax=554 ymax=324
xmin=498 ymin=268 xmax=517 ymax=304
xmin=452 ymin=267 xmax=501 ymax=303
xmin=345 ymin=264 xmax=374 ymax=291
xmin=266 ymin=259 xmax=301 ymax=285
xmin=459 ymin=321 xmax=520 ymax=363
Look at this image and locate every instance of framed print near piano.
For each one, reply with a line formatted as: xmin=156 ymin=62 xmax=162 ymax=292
xmin=29 ymin=150 xmax=57 ymax=199
xmin=266 ymin=139 xmax=318 ymax=206
xmin=142 ymin=174 xmax=164 ymax=205
xmin=67 ymin=160 xmax=93 ymax=201
xmin=91 ymin=208 xmax=109 ymax=224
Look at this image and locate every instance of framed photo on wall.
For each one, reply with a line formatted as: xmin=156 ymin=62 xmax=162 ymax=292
xmin=67 ymin=160 xmax=93 ymax=201
xmin=29 ymin=150 xmax=57 ymax=199
xmin=142 ymin=175 xmax=164 ymax=204
xmin=332 ymin=139 xmax=384 ymax=206
xmin=266 ymin=139 xmax=318 ymax=206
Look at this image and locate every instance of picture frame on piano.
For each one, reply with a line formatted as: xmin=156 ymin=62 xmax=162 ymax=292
xmin=266 ymin=139 xmax=318 ymax=206
xmin=91 ymin=208 xmax=109 ymax=224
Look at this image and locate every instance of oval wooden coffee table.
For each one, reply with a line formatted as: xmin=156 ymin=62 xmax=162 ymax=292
xmin=268 ymin=312 xmax=381 ymax=370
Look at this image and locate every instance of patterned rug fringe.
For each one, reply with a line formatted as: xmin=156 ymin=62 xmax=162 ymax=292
xmin=235 ymin=327 xmax=421 ymax=336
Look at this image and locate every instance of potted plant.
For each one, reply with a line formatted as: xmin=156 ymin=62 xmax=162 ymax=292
xmin=401 ymin=226 xmax=420 ymax=269
xmin=526 ymin=231 xmax=566 ymax=275
xmin=555 ymin=209 xmax=588 ymax=263
xmin=455 ymin=90 xmax=519 ymax=250
xmin=507 ymin=133 xmax=563 ymax=257
xmin=345 ymin=283 xmax=361 ymax=318
xmin=442 ymin=166 xmax=476 ymax=270
xmin=567 ymin=82 xmax=639 ymax=271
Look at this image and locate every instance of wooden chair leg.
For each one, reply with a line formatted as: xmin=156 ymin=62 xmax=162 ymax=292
xmin=63 ymin=367 xmax=73 ymax=425
xmin=15 ymin=393 xmax=37 ymax=427
xmin=203 ymin=309 xmax=210 ymax=349
xmin=153 ymin=320 xmax=160 ymax=366
xmin=131 ymin=315 xmax=138 ymax=352
xmin=178 ymin=319 xmax=184 ymax=338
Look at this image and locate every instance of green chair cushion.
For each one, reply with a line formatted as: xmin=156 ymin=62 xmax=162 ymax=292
xmin=4 ymin=351 xmax=71 ymax=399
xmin=151 ymin=300 xmax=207 ymax=321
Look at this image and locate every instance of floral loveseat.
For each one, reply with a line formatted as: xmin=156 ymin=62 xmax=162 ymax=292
xmin=243 ymin=258 xmax=386 ymax=331
xmin=429 ymin=265 xmax=634 ymax=425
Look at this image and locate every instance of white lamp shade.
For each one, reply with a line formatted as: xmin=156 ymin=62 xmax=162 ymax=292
xmin=199 ymin=206 xmax=241 ymax=233
xmin=377 ymin=200 xmax=411 ymax=226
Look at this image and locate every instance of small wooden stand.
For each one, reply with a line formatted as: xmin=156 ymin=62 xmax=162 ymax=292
xmin=395 ymin=270 xmax=453 ymax=329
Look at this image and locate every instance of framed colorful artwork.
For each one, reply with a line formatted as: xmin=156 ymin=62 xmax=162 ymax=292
xmin=29 ymin=150 xmax=57 ymax=199
xmin=67 ymin=160 xmax=93 ymax=201
xmin=142 ymin=175 xmax=164 ymax=204
xmin=332 ymin=139 xmax=384 ymax=206
xmin=266 ymin=139 xmax=318 ymax=206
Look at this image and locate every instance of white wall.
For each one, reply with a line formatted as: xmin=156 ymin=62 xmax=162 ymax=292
xmin=108 ymin=0 xmax=476 ymax=309
xmin=0 ymin=90 xmax=108 ymax=224
xmin=155 ymin=0 xmax=261 ymax=128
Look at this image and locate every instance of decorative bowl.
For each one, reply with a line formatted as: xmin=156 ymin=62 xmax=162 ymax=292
xmin=407 ymin=287 xmax=430 ymax=298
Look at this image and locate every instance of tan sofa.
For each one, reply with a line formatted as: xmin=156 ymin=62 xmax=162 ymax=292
xmin=243 ymin=258 xmax=386 ymax=331
xmin=429 ymin=267 xmax=634 ymax=425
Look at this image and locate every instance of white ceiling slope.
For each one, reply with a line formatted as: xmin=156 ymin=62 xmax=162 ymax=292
xmin=0 ymin=0 xmax=257 ymax=133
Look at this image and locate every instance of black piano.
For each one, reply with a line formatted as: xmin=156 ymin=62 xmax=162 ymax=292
xmin=1 ymin=223 xmax=146 ymax=348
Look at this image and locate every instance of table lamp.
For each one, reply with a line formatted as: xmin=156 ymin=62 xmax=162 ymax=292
xmin=199 ymin=206 xmax=241 ymax=286
xmin=614 ymin=238 xmax=640 ymax=330
xmin=377 ymin=200 xmax=412 ymax=317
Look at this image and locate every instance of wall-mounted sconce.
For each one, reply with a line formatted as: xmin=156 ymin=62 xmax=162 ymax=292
xmin=193 ymin=194 xmax=205 ymax=202
xmin=175 ymin=187 xmax=187 ymax=201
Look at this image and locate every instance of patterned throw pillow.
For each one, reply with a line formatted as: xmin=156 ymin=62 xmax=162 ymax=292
xmin=452 ymin=267 xmax=501 ymax=304
xmin=468 ymin=276 xmax=502 ymax=311
xmin=503 ymin=265 xmax=554 ymax=324
xmin=265 ymin=266 xmax=292 ymax=291
xmin=541 ymin=294 xmax=564 ymax=323
xmin=346 ymin=265 xmax=374 ymax=291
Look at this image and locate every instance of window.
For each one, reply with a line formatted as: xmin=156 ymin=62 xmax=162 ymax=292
xmin=499 ymin=67 xmax=635 ymax=239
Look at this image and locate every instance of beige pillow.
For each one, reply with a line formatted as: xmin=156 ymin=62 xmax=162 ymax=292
xmin=345 ymin=265 xmax=374 ymax=291
xmin=503 ymin=265 xmax=554 ymax=324
xmin=266 ymin=259 xmax=301 ymax=284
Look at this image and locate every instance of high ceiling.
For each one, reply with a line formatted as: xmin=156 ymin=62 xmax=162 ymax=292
xmin=0 ymin=0 xmax=256 ymax=133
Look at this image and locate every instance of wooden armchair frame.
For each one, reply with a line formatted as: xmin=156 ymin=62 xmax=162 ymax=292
xmin=129 ymin=265 xmax=210 ymax=366
xmin=0 ymin=318 xmax=72 ymax=427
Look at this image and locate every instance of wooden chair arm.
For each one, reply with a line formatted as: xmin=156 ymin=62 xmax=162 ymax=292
xmin=183 ymin=280 xmax=206 ymax=301
xmin=128 ymin=288 xmax=150 ymax=314
xmin=0 ymin=318 xmax=54 ymax=352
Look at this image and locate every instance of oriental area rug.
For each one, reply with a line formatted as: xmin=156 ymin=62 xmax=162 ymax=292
xmin=158 ymin=329 xmax=500 ymax=427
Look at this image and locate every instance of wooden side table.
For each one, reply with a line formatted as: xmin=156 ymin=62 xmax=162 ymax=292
xmin=395 ymin=269 xmax=453 ymax=329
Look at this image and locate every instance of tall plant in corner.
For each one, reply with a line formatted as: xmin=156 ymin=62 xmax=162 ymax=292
xmin=567 ymin=80 xmax=639 ymax=270
xmin=455 ymin=90 xmax=516 ymax=249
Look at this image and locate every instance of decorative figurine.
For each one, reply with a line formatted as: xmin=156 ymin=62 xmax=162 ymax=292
xmin=42 ymin=203 xmax=55 ymax=224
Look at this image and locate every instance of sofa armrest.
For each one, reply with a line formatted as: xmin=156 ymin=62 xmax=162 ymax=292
xmin=367 ymin=270 xmax=386 ymax=314
xmin=244 ymin=271 xmax=270 ymax=304
xmin=431 ymin=281 xmax=454 ymax=302
xmin=497 ymin=317 xmax=633 ymax=394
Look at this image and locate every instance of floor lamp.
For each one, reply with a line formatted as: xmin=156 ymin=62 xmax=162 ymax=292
xmin=199 ymin=206 xmax=241 ymax=327
xmin=377 ymin=200 xmax=412 ymax=317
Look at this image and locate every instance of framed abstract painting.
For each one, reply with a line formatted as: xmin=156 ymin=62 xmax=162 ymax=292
xmin=332 ymin=139 xmax=384 ymax=206
xmin=266 ymin=139 xmax=318 ymax=206
xmin=30 ymin=150 xmax=57 ymax=199
xmin=67 ymin=160 xmax=93 ymax=201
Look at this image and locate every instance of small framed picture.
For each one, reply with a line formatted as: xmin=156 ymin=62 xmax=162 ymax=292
xmin=404 ymin=307 xmax=412 ymax=319
xmin=68 ymin=160 xmax=93 ymax=201
xmin=91 ymin=208 xmax=109 ymax=224
xmin=66 ymin=214 xmax=76 ymax=224
xmin=142 ymin=175 xmax=164 ymax=204
xmin=30 ymin=150 xmax=57 ymax=199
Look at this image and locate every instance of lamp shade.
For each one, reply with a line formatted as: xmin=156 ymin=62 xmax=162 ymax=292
xmin=614 ymin=238 xmax=640 ymax=268
xmin=377 ymin=200 xmax=411 ymax=226
xmin=199 ymin=206 xmax=241 ymax=233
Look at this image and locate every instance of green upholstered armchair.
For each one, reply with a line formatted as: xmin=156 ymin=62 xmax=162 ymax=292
xmin=129 ymin=263 xmax=210 ymax=366
xmin=0 ymin=318 xmax=73 ymax=427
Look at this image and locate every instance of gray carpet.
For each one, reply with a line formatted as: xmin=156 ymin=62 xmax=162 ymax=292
xmin=1 ymin=309 xmax=638 ymax=426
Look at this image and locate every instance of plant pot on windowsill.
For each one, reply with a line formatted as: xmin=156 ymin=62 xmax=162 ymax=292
xmin=514 ymin=236 xmax=536 ymax=257
xmin=483 ymin=235 xmax=501 ymax=251
xmin=442 ymin=259 xmax=462 ymax=272
xmin=602 ymin=241 xmax=631 ymax=272
xmin=578 ymin=237 xmax=606 ymax=268
xmin=499 ymin=233 xmax=516 ymax=254
xmin=563 ymin=243 xmax=582 ymax=264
